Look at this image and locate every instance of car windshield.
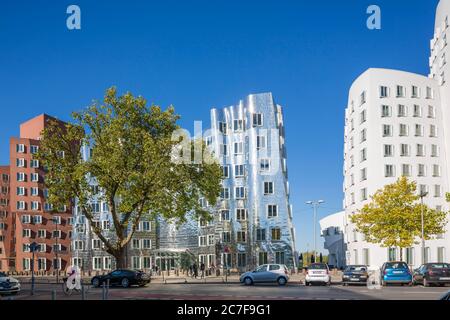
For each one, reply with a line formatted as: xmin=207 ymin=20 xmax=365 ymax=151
xmin=429 ymin=263 xmax=450 ymax=269
xmin=386 ymin=262 xmax=408 ymax=269
xmin=345 ymin=266 xmax=367 ymax=272
xmin=308 ymin=264 xmax=328 ymax=270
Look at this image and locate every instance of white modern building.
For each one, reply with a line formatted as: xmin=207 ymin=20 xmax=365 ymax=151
xmin=320 ymin=211 xmax=346 ymax=269
xmin=342 ymin=0 xmax=450 ymax=269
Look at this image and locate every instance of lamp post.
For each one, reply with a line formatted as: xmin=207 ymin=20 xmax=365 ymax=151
xmin=306 ymin=200 xmax=325 ymax=264
xmin=419 ymin=191 xmax=428 ymax=265
xmin=53 ymin=216 xmax=59 ymax=284
xmin=30 ymin=242 xmax=38 ymax=295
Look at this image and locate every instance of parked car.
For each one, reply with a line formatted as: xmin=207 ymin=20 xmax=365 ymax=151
xmin=413 ymin=263 xmax=450 ymax=287
xmin=0 ymin=272 xmax=21 ymax=296
xmin=240 ymin=264 xmax=290 ymax=286
xmin=91 ymin=269 xmax=151 ymax=288
xmin=305 ymin=263 xmax=331 ymax=286
xmin=440 ymin=290 xmax=450 ymax=300
xmin=380 ymin=262 xmax=412 ymax=286
xmin=342 ymin=265 xmax=369 ymax=285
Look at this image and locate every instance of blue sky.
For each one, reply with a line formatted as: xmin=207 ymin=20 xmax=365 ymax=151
xmin=0 ymin=0 xmax=440 ymax=253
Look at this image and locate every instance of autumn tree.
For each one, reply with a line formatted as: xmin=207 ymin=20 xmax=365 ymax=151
xmin=351 ymin=177 xmax=447 ymax=261
xmin=37 ymin=87 xmax=222 ymax=268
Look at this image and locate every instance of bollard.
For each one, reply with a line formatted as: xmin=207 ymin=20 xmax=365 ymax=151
xmin=106 ymin=279 xmax=110 ymax=300
xmin=102 ymin=282 xmax=106 ymax=300
xmin=51 ymin=290 xmax=56 ymax=300
xmin=81 ymin=285 xmax=86 ymax=301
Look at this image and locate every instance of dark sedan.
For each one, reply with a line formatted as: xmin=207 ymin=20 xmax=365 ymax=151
xmin=342 ymin=265 xmax=369 ymax=285
xmin=91 ymin=269 xmax=151 ymax=288
xmin=413 ymin=263 xmax=450 ymax=287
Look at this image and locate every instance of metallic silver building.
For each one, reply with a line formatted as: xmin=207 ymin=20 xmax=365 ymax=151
xmin=207 ymin=92 xmax=296 ymax=271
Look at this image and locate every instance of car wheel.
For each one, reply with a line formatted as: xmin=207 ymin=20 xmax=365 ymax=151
xmin=423 ymin=278 xmax=429 ymax=287
xmin=277 ymin=277 xmax=287 ymax=286
xmin=121 ymin=278 xmax=130 ymax=288
xmin=92 ymin=278 xmax=100 ymax=288
xmin=305 ymin=281 xmax=310 ymax=286
xmin=243 ymin=277 xmax=253 ymax=286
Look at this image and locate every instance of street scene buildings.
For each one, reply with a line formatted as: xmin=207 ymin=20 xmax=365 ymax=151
xmin=0 ymin=93 xmax=296 ymax=274
xmin=320 ymin=0 xmax=450 ymax=269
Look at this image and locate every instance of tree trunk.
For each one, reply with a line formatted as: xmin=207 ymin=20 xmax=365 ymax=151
xmin=114 ymin=246 xmax=128 ymax=269
xmin=399 ymin=247 xmax=403 ymax=261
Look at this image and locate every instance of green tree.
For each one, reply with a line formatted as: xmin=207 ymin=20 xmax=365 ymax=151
xmin=37 ymin=87 xmax=222 ymax=268
xmin=351 ymin=177 xmax=447 ymax=261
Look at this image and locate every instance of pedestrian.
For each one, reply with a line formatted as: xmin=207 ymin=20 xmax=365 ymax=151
xmin=193 ymin=263 xmax=198 ymax=279
xmin=200 ymin=262 xmax=205 ymax=279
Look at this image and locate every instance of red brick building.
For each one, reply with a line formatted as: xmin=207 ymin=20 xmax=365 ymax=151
xmin=2 ymin=114 xmax=73 ymax=272
xmin=0 ymin=166 xmax=11 ymax=272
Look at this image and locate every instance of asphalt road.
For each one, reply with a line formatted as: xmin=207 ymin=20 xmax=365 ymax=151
xmin=5 ymin=282 xmax=449 ymax=301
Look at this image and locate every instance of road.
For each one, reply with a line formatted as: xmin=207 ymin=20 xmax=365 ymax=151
xmin=5 ymin=282 xmax=449 ymax=301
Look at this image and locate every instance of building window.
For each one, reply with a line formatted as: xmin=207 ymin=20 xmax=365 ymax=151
xmin=434 ymin=185 xmax=442 ymax=198
xmin=398 ymin=105 xmax=407 ymax=117
xmin=142 ymin=239 xmax=152 ymax=249
xmin=396 ymin=85 xmax=405 ymax=97
xmin=16 ymin=158 xmax=25 ymax=168
xmin=363 ymin=249 xmax=370 ymax=266
xmin=433 ymin=164 xmax=441 ymax=177
xmin=264 ymin=182 xmax=274 ymax=195
xmin=30 ymin=145 xmax=39 ymax=154
xmin=267 ymin=205 xmax=278 ymax=218
xmin=426 ymin=87 xmax=434 ymax=99
xmin=402 ymin=164 xmax=412 ymax=177
xmin=199 ymin=236 xmax=207 ymax=247
xmin=258 ymin=252 xmax=268 ymax=265
xmin=23 ymin=229 xmax=31 ymax=238
xmin=221 ymin=165 xmax=229 ymax=178
xmin=218 ymin=122 xmax=228 ymax=135
xmin=16 ymin=144 xmax=25 ymax=153
xmin=23 ymin=258 xmax=31 ymax=271
xmin=411 ymin=86 xmax=419 ymax=98
xmin=360 ymin=91 xmax=366 ymax=105
xmin=413 ymin=105 xmax=422 ymax=117
xmin=93 ymin=257 xmax=102 ymax=270
xmin=360 ymin=129 xmax=366 ymax=143
xmin=437 ymin=247 xmax=445 ymax=263
xmin=38 ymin=258 xmax=47 ymax=271
xmin=234 ymin=165 xmax=244 ymax=177
xmin=260 ymin=159 xmax=270 ymax=172
xmin=256 ymin=228 xmax=266 ymax=241
xmin=275 ymin=252 xmax=285 ymax=264
xmin=400 ymin=144 xmax=410 ymax=157
xmin=237 ymin=231 xmax=246 ymax=243
xmin=418 ymin=164 xmax=426 ymax=177
xmin=379 ymin=86 xmax=389 ymax=98
xmin=220 ymin=210 xmax=230 ymax=221
xmin=31 ymin=187 xmax=39 ymax=196
xmin=381 ymin=105 xmax=391 ymax=117
xmin=17 ymin=187 xmax=25 ymax=196
xmin=416 ymin=144 xmax=425 ymax=157
xmin=31 ymin=173 xmax=39 ymax=182
xmin=415 ymin=124 xmax=423 ymax=137
xmin=399 ymin=124 xmax=408 ymax=137
xmin=236 ymin=208 xmax=247 ymax=221
xmin=271 ymin=228 xmax=281 ymax=241
xmin=234 ymin=142 xmax=243 ymax=155
xmin=237 ymin=253 xmax=247 ymax=267
xmin=220 ymin=187 xmax=230 ymax=200
xmin=360 ymin=110 xmax=366 ymax=124
xmin=222 ymin=232 xmax=231 ymax=243
xmin=31 ymin=201 xmax=40 ymax=211
xmin=406 ymin=248 xmax=414 ymax=265
xmin=388 ymin=248 xmax=397 ymax=261
xmin=235 ymin=187 xmax=246 ymax=199
xmin=360 ymin=148 xmax=367 ymax=162
xmin=430 ymin=125 xmax=437 ymax=137
xmin=256 ymin=135 xmax=266 ymax=149
xmin=385 ymin=165 xmax=395 ymax=177
xmin=233 ymin=119 xmax=244 ymax=132
xmin=428 ymin=105 xmax=436 ymax=118
xmin=360 ymin=188 xmax=367 ymax=201
xmin=30 ymin=159 xmax=39 ymax=169
xmin=384 ymin=145 xmax=394 ymax=157
xmin=252 ymin=113 xmax=263 ymax=127
xmin=419 ymin=185 xmax=428 ymax=196
xmin=208 ymin=235 xmax=215 ymax=246
xmin=382 ymin=125 xmax=392 ymax=137
xmin=360 ymin=168 xmax=367 ymax=181
xmin=424 ymin=247 xmax=431 ymax=263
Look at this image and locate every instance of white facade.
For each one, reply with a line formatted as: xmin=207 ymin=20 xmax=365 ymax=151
xmin=319 ymin=211 xmax=346 ymax=269
xmin=343 ymin=1 xmax=450 ymax=268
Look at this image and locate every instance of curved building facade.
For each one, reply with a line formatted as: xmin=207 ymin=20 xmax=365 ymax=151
xmin=343 ymin=68 xmax=449 ymax=268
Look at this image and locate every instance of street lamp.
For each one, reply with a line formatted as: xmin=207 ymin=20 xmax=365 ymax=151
xmin=419 ymin=191 xmax=428 ymax=265
xmin=30 ymin=242 xmax=39 ymax=295
xmin=306 ymin=200 xmax=325 ymax=264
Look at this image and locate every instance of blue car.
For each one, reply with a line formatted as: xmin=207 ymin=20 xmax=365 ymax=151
xmin=381 ymin=261 xmax=413 ymax=286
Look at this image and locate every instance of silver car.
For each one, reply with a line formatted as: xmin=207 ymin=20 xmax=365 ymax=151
xmin=0 ymin=272 xmax=21 ymax=296
xmin=240 ymin=264 xmax=290 ymax=286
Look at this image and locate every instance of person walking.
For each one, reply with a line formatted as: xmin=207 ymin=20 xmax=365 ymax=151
xmin=193 ymin=263 xmax=198 ymax=279
xmin=200 ymin=262 xmax=205 ymax=279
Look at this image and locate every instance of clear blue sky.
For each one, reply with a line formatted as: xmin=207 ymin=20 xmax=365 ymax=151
xmin=0 ymin=0 xmax=439 ymax=253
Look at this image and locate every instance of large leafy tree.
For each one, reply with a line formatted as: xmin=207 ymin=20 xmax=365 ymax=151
xmin=37 ymin=87 xmax=222 ymax=268
xmin=351 ymin=177 xmax=447 ymax=261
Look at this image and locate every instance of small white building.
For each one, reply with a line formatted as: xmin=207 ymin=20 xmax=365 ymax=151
xmin=320 ymin=211 xmax=346 ymax=269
